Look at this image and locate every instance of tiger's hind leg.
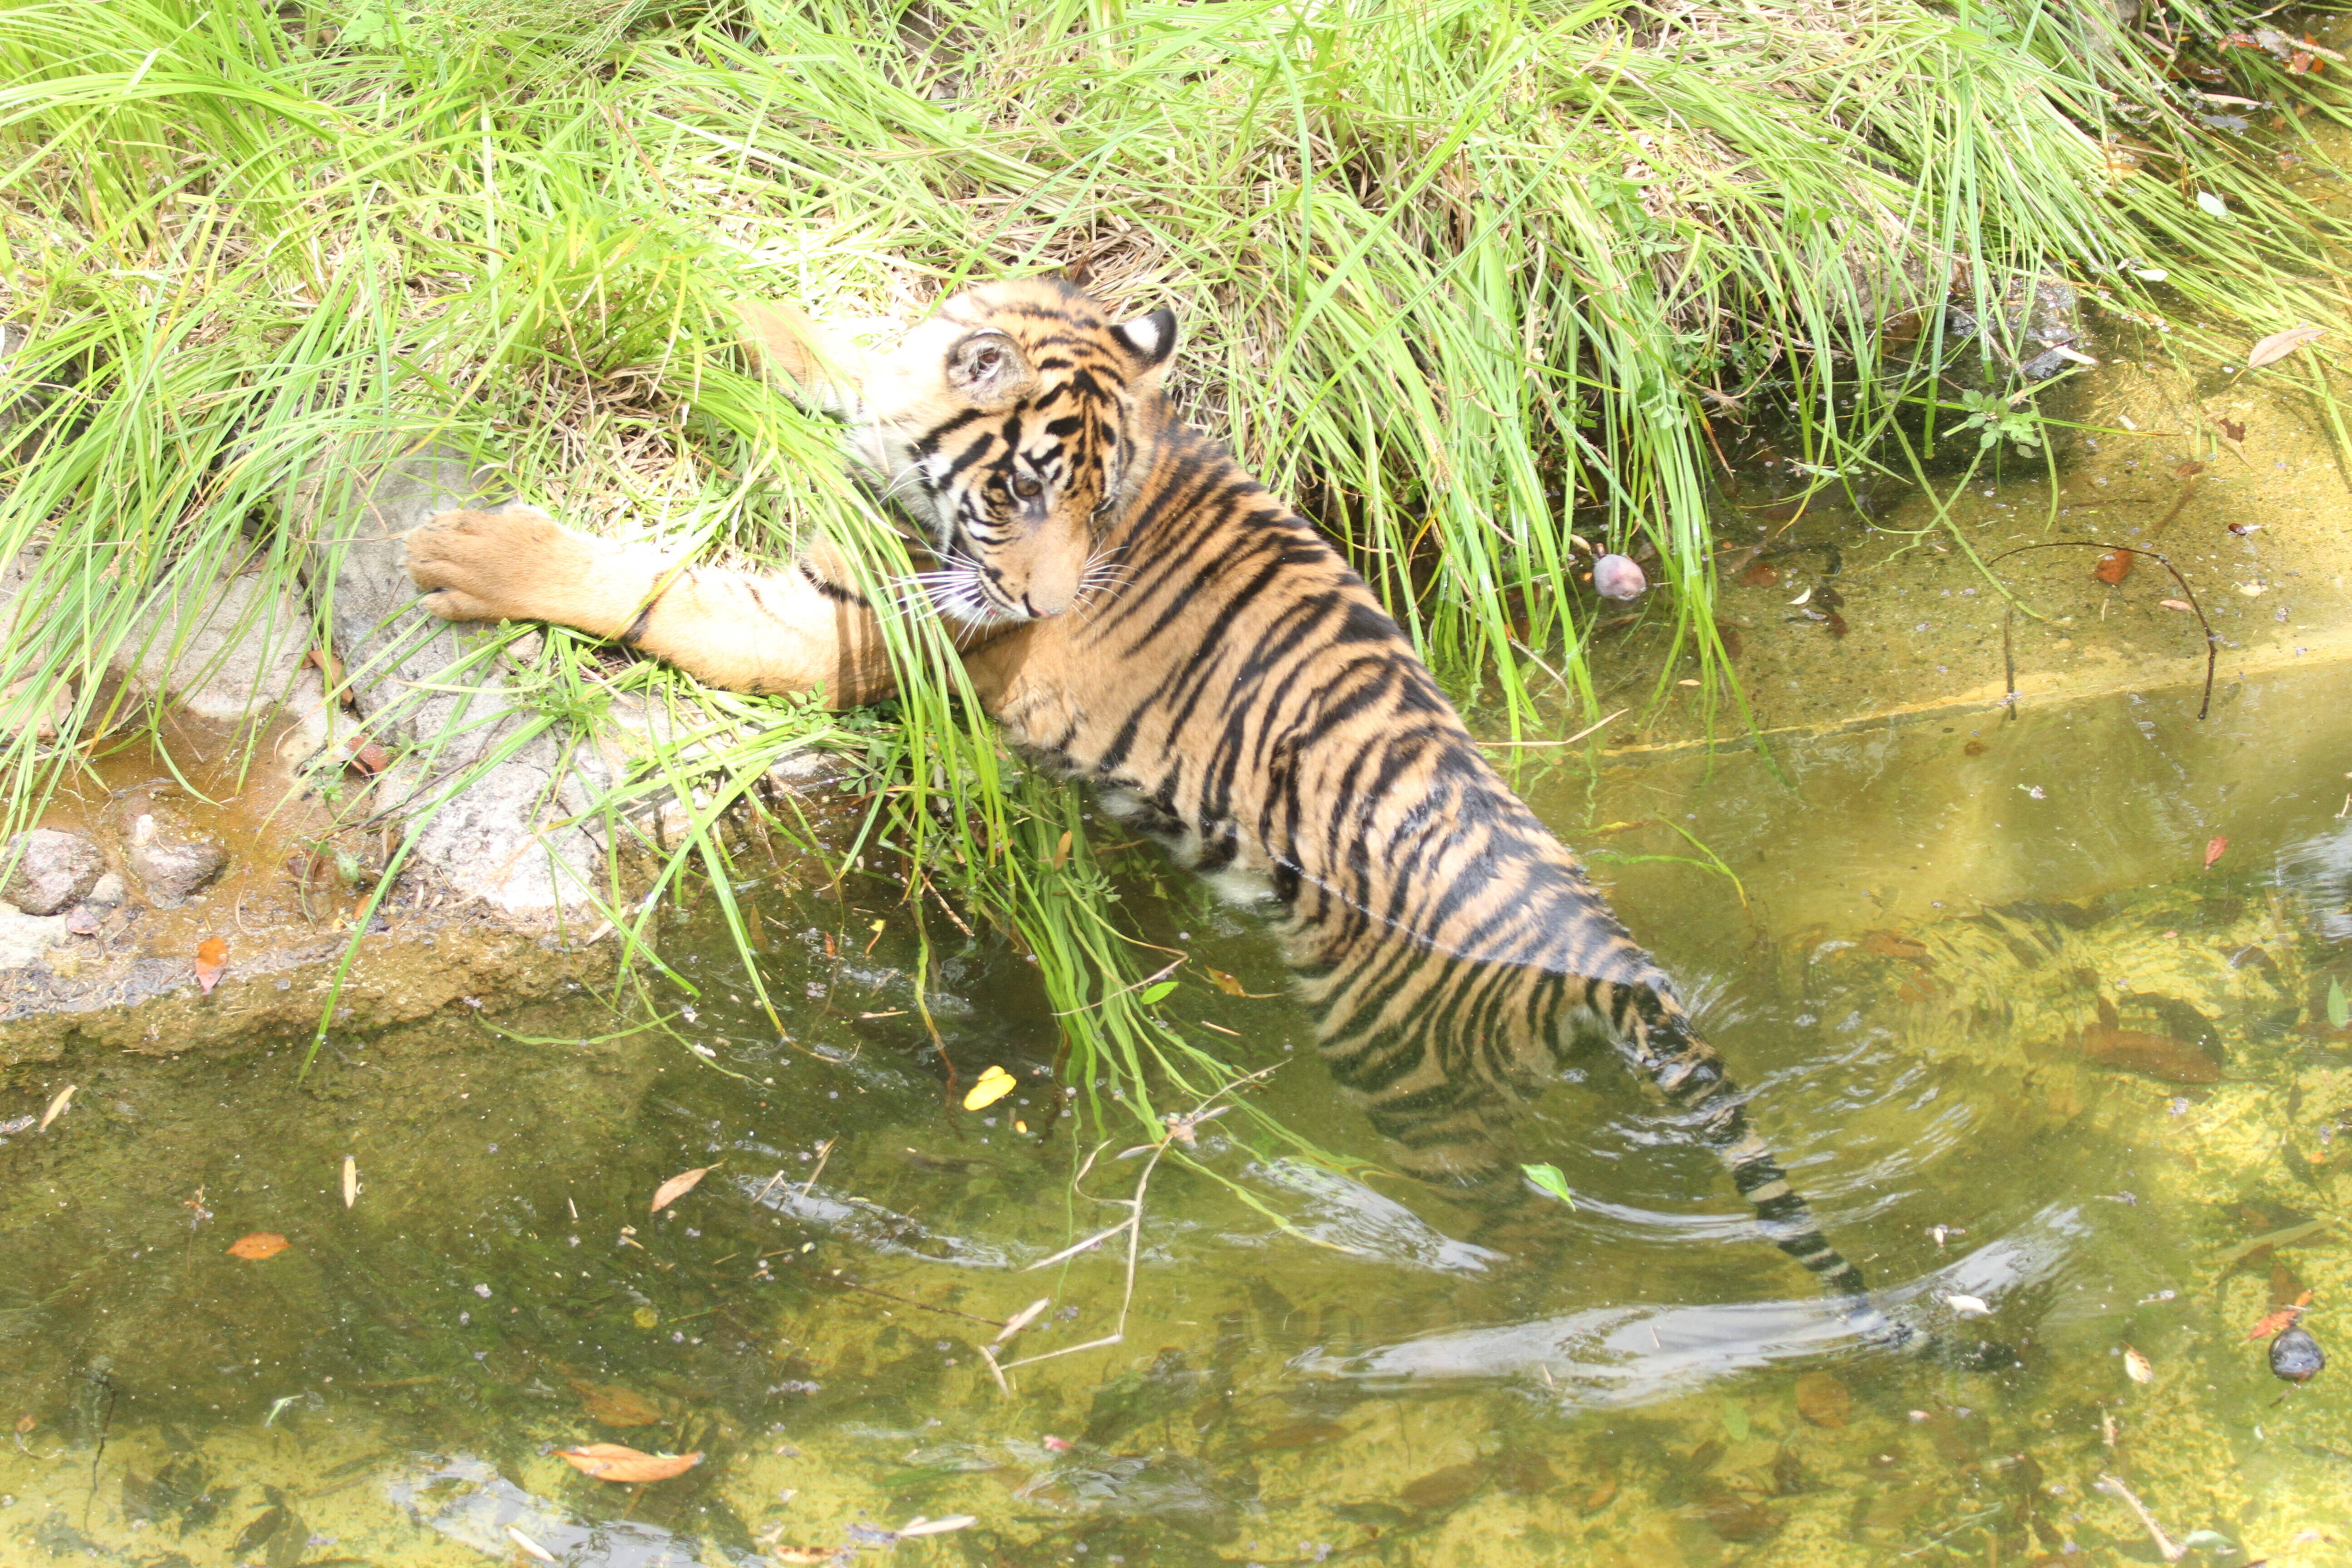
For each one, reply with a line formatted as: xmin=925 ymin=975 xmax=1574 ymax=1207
xmin=405 ymin=505 xmax=898 ymax=707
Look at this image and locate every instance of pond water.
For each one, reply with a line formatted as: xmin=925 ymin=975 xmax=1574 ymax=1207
xmin=5 ymin=647 xmax=2352 ymax=1567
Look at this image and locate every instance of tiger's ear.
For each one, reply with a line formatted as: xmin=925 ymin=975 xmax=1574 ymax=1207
xmin=730 ymin=298 xmax=867 ymax=414
xmin=1111 ymin=307 xmax=1177 ymax=387
xmin=945 ymin=329 xmax=1036 ymax=407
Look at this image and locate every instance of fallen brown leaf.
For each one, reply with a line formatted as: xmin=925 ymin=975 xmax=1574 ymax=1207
xmin=1199 ymin=965 xmax=1276 ymax=998
xmin=64 ymin=905 xmax=100 ymax=936
xmin=350 ymin=742 xmax=391 ymax=776
xmin=38 ymin=1083 xmax=74 ymax=1132
xmin=2093 ymin=551 xmax=2132 ymax=586
xmin=2082 ymin=1024 xmax=2221 ymax=1083
xmin=2245 ymin=1291 xmax=2313 ymax=1341
xmin=650 ymin=1165 xmax=713 ymax=1213
xmin=574 ymin=1382 xmax=664 ymax=1427
xmin=194 ymin=936 xmax=228 ymax=994
xmin=1399 ymin=1462 xmax=1482 ymax=1512
xmin=2246 ymin=324 xmax=2324 ymax=369
xmin=2159 ymin=598 xmax=2193 ymax=612
xmin=229 ymin=1232 xmax=290 ymax=1260
xmin=1739 ymin=561 xmax=1781 ymax=588
xmin=1794 ymin=1370 xmax=1851 ymax=1428
xmin=555 ymin=1443 xmax=702 ymax=1482
xmin=1858 ymin=930 xmax=1931 ymax=962
xmin=2204 ymin=835 xmax=2228 ymax=869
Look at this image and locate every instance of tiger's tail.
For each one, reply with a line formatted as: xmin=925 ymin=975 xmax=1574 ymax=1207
xmin=1601 ymin=981 xmax=2015 ymax=1370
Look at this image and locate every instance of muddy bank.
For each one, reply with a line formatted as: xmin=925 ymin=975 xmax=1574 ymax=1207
xmin=0 ymin=912 xmax=613 ymax=1068
xmin=0 ymin=443 xmax=825 ymax=1064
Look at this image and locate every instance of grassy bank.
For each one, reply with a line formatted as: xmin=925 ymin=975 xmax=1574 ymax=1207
xmin=3 ymin=0 xmax=2350 ymax=1121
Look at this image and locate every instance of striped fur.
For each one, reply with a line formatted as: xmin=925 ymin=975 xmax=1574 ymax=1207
xmin=408 ymin=276 xmax=1985 ymax=1359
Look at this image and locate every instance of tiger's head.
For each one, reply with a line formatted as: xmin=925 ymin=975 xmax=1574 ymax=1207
xmin=734 ymin=276 xmax=1177 ymax=627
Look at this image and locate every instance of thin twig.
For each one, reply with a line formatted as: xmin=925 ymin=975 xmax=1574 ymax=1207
xmin=798 ymin=1139 xmax=835 ymax=1197
xmin=1477 ymin=706 xmax=1629 ymax=748
xmin=2095 ymin=1475 xmax=2185 ymax=1562
xmin=1987 ymin=541 xmax=2219 ymax=720
xmin=991 ymin=1069 xmax=1279 ymax=1390
xmin=1049 ymin=957 xmax=1182 ymax=1018
xmin=825 ymin=1275 xmax=1000 ymax=1328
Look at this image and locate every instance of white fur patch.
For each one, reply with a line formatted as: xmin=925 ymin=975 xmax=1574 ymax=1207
xmin=1116 ymin=314 xmax=1162 ymax=359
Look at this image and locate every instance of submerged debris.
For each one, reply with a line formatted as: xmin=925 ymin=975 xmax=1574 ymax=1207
xmin=2270 ymin=1326 xmax=2326 ymax=1384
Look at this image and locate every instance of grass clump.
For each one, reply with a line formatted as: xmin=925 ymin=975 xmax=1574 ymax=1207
xmin=0 ymin=0 xmax=2348 ymax=1132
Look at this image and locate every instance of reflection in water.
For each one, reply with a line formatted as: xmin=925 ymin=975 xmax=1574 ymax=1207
xmin=2283 ymin=818 xmax=2352 ymax=945
xmin=390 ymin=1453 xmax=758 ymax=1567
xmin=7 ymin=661 xmax=2352 ymax=1564
xmin=1297 ymin=1208 xmax=2086 ymax=1410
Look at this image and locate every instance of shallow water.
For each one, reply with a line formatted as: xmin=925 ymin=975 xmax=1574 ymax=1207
xmin=5 ymin=652 xmax=2352 ymax=1567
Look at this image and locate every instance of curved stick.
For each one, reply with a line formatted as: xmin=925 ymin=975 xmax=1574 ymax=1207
xmin=1984 ymin=540 xmax=2218 ymax=720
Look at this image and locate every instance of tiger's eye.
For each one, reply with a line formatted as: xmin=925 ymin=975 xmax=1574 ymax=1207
xmin=1012 ymin=475 xmax=1043 ymax=499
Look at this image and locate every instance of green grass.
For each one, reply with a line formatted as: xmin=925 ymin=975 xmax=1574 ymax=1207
xmin=2 ymin=0 xmax=2350 ymax=1137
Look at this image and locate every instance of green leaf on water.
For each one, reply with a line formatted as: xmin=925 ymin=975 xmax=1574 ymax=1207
xmin=2329 ymin=977 xmax=2348 ymax=1029
xmin=1139 ymin=980 xmax=1178 ymax=1006
xmin=1722 ymin=1399 xmax=1750 ymax=1443
xmin=1521 ymin=1163 xmax=1574 ymax=1206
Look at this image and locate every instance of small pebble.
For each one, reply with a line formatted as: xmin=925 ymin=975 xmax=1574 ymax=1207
xmin=1593 ymin=554 xmax=1646 ymax=601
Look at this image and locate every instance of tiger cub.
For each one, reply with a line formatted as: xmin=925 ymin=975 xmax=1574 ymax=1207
xmin=407 ymin=275 xmax=1993 ymax=1362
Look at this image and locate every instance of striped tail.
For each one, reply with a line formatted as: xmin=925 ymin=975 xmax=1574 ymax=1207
xmin=1603 ymin=981 xmax=2017 ymax=1370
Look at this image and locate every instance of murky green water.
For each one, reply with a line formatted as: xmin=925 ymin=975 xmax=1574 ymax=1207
xmin=6 ymin=656 xmax=2352 ymax=1567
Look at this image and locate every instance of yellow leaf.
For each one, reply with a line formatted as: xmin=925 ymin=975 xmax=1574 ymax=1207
xmin=38 ymin=1083 xmax=74 ymax=1132
xmin=963 ymin=1064 xmax=1017 ymax=1111
xmin=229 ymin=1232 xmax=290 ymax=1260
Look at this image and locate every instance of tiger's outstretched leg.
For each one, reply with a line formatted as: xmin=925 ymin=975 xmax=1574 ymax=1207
xmin=404 ymin=505 xmax=897 ymax=707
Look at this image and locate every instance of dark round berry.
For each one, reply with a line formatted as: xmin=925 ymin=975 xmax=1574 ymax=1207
xmin=2270 ymin=1325 xmax=2326 ymax=1384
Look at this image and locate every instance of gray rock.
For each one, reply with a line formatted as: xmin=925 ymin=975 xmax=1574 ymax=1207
xmin=1 ymin=829 xmax=106 ymax=916
xmin=83 ymin=872 xmax=127 ymax=909
xmin=287 ymin=445 xmax=800 ymax=919
xmin=123 ymin=811 xmax=229 ymax=906
xmin=1945 ymin=279 xmax=2086 ymax=386
xmin=290 ymin=446 xmax=611 ymax=916
xmin=1 ymin=549 xmax=77 ymax=740
xmin=0 ymin=901 xmax=69 ymax=971
xmin=110 ymin=568 xmax=331 ymax=751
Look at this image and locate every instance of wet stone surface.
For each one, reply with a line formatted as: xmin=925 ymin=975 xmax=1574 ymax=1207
xmin=120 ymin=802 xmax=230 ymax=907
xmin=0 ymin=827 xmax=103 ymax=916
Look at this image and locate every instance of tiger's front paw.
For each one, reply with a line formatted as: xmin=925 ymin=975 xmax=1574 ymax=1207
xmin=405 ymin=505 xmax=596 ymax=625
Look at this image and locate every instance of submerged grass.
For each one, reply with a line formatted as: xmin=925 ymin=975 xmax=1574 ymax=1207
xmin=2 ymin=0 xmax=2351 ymax=1146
